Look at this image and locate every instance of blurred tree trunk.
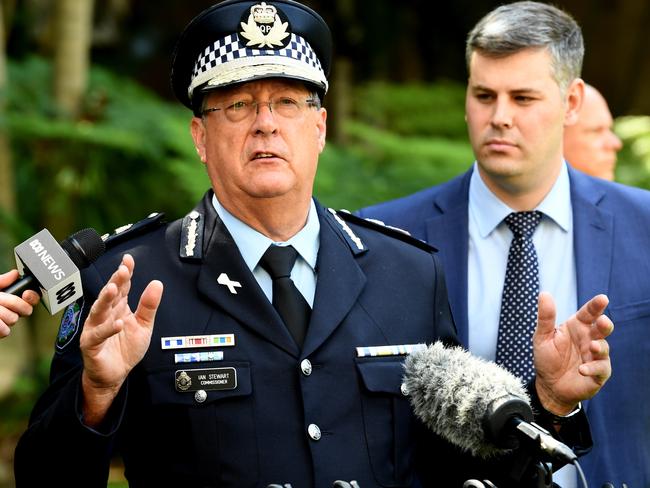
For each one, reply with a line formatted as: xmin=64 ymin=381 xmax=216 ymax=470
xmin=0 ymin=0 xmax=35 ymax=400
xmin=562 ymin=0 xmax=650 ymax=116
xmin=28 ymin=0 xmax=96 ymax=367
xmin=53 ymin=0 xmax=94 ymax=118
xmin=0 ymin=1 xmax=15 ymax=218
xmin=326 ymin=0 xmax=356 ymax=144
xmin=47 ymin=0 xmax=94 ymax=239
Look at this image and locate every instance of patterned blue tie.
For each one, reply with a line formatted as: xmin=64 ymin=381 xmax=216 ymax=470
xmin=495 ymin=211 xmax=543 ymax=383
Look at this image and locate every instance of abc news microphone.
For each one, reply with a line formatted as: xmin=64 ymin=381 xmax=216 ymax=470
xmin=403 ymin=342 xmax=579 ymax=485
xmin=3 ymin=228 xmax=105 ymax=314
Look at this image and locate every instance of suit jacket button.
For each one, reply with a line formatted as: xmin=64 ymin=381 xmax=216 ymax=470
xmin=195 ymin=390 xmax=207 ymax=403
xmin=300 ymin=359 xmax=313 ymax=376
xmin=308 ymin=423 xmax=321 ymax=441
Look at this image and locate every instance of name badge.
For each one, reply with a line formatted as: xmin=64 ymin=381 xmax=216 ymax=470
xmin=175 ymin=367 xmax=237 ymax=392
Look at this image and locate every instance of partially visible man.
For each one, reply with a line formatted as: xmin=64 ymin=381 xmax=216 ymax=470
xmin=564 ymin=83 xmax=622 ymax=180
xmin=359 ymin=2 xmax=650 ymax=487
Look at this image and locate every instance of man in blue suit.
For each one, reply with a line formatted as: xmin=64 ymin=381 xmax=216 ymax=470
xmin=360 ymin=2 xmax=649 ymax=487
xmin=10 ymin=1 xmax=613 ymax=487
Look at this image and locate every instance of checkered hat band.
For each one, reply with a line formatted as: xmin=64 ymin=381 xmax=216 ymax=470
xmin=189 ymin=33 xmax=327 ymax=98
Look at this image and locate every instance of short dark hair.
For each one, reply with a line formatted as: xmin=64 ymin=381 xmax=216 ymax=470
xmin=466 ymin=1 xmax=584 ymax=93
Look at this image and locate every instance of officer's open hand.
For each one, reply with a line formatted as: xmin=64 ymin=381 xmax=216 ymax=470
xmin=0 ymin=270 xmax=40 ymax=338
xmin=533 ymin=292 xmax=613 ymax=415
xmin=79 ymin=254 xmax=163 ymax=426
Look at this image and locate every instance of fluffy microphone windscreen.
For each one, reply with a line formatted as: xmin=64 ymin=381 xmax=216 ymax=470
xmin=403 ymin=342 xmax=529 ymax=458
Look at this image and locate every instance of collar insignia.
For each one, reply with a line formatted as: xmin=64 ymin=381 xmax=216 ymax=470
xmin=239 ymin=2 xmax=290 ymax=49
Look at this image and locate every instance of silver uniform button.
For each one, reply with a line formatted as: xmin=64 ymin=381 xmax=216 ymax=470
xmin=308 ymin=423 xmax=321 ymax=441
xmin=400 ymin=383 xmax=409 ymax=396
xmin=194 ymin=389 xmax=207 ymax=403
xmin=300 ymin=359 xmax=313 ymax=376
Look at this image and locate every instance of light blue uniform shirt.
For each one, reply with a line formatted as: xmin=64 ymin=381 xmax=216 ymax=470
xmin=212 ymin=194 xmax=319 ymax=307
xmin=467 ymin=162 xmax=578 ymax=488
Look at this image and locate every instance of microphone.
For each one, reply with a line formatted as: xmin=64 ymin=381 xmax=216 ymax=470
xmin=403 ymin=342 xmax=577 ymax=463
xmin=3 ymin=228 xmax=105 ymax=314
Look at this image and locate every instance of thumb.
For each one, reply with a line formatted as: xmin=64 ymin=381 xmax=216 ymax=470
xmin=535 ymin=291 xmax=557 ymax=339
xmin=0 ymin=270 xmax=19 ymax=288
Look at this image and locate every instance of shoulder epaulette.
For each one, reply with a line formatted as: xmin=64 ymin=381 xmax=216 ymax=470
xmin=101 ymin=212 xmax=166 ymax=249
xmin=332 ymin=209 xmax=437 ymax=253
xmin=179 ymin=209 xmax=205 ymax=261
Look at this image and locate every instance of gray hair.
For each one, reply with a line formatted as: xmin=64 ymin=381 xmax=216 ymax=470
xmin=466 ymin=1 xmax=584 ymax=94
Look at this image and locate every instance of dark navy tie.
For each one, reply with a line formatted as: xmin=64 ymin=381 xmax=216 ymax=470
xmin=495 ymin=211 xmax=543 ymax=383
xmin=260 ymin=245 xmax=310 ymax=348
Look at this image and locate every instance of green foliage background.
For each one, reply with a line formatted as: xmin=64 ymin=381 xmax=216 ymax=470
xmin=1 ymin=58 xmax=476 ymax=249
xmin=4 ymin=55 xmax=650 ymax=342
xmin=2 ymin=56 xmax=650 ymax=487
xmin=315 ymin=82 xmax=473 ymax=210
xmin=614 ymin=115 xmax=650 ymax=189
xmin=3 ymin=56 xmax=650 ymax=318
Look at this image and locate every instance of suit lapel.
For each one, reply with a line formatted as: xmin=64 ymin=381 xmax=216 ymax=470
xmin=196 ymin=201 xmax=300 ymax=357
xmin=302 ymin=206 xmax=367 ymax=357
xmin=424 ymin=170 xmax=472 ymax=345
xmin=569 ymin=169 xmax=614 ymax=307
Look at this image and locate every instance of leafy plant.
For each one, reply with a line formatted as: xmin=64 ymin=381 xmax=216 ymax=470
xmin=314 ymin=81 xmax=472 ymax=210
xmin=615 ymin=115 xmax=650 ymax=189
xmin=5 ymin=57 xmax=202 ymax=246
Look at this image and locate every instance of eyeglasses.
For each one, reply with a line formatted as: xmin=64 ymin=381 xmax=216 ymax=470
xmin=202 ymin=97 xmax=320 ymax=122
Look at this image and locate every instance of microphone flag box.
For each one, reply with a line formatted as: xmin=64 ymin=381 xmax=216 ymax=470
xmin=14 ymin=229 xmax=82 ymax=314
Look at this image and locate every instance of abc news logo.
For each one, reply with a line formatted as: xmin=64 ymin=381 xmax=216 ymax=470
xmin=28 ymin=238 xmax=77 ymax=305
xmin=15 ymin=229 xmax=84 ymax=314
xmin=55 ymin=281 xmax=77 ymax=305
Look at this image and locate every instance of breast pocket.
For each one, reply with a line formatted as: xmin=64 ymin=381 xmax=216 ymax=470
xmin=602 ymin=298 xmax=650 ymax=393
xmin=356 ymin=357 xmax=414 ymax=487
xmin=140 ymin=361 xmax=259 ymax=487
xmin=607 ymin=298 xmax=650 ymax=324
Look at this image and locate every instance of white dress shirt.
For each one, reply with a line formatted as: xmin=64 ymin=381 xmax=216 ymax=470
xmin=212 ymin=194 xmax=319 ymax=307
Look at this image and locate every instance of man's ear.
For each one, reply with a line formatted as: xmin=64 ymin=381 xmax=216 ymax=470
xmin=190 ymin=117 xmax=208 ymax=163
xmin=564 ymin=78 xmax=585 ymax=127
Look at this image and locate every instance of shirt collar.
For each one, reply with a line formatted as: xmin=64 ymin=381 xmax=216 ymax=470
xmin=212 ymin=194 xmax=320 ymax=272
xmin=469 ymin=161 xmax=572 ymax=238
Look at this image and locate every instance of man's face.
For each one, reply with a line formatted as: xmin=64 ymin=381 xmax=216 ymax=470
xmin=563 ymin=86 xmax=622 ymax=181
xmin=465 ymin=48 xmax=581 ymax=204
xmin=191 ymin=78 xmax=326 ymax=213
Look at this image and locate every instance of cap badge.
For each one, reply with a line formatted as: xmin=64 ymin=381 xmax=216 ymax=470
xmin=239 ymin=2 xmax=290 ymax=49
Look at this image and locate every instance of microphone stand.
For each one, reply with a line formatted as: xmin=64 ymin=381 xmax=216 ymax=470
xmin=463 ymin=443 xmax=558 ymax=488
xmin=509 ymin=443 xmax=556 ymax=488
xmin=464 ymin=460 xmax=554 ymax=488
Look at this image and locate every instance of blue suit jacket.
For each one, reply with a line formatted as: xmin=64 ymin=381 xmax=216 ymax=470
xmin=359 ymin=167 xmax=650 ymax=488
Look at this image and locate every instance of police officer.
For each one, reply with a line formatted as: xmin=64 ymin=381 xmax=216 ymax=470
xmin=13 ymin=1 xmax=612 ymax=486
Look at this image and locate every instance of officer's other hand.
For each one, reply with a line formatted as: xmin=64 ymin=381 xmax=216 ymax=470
xmin=0 ymin=270 xmax=41 ymax=338
xmin=79 ymin=254 xmax=163 ymax=426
